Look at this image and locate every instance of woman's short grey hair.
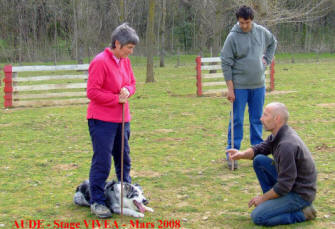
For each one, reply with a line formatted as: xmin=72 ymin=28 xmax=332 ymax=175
xmin=111 ymin=23 xmax=139 ymax=49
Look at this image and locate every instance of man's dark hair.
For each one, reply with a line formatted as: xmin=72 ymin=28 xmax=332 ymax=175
xmin=236 ymin=5 xmax=254 ymax=20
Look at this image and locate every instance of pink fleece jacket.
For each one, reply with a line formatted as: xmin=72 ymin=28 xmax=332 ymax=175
xmin=86 ymin=48 xmax=136 ymax=123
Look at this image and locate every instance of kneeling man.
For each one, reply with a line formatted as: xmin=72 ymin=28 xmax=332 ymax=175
xmin=228 ymin=102 xmax=317 ymax=226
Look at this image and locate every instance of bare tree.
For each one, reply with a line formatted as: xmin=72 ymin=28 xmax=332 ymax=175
xmin=72 ymin=0 xmax=79 ymax=63
xmin=233 ymin=0 xmax=334 ymax=26
xmin=53 ymin=0 xmax=58 ymax=64
xmin=146 ymin=0 xmax=156 ymax=83
xmin=0 ymin=0 xmax=334 ymax=62
xmin=160 ymin=0 xmax=167 ymax=67
xmin=120 ymin=0 xmax=126 ymax=22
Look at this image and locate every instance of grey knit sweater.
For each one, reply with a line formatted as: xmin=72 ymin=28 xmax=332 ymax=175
xmin=220 ymin=22 xmax=277 ymax=89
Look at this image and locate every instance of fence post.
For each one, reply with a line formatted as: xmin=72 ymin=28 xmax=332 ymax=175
xmin=270 ymin=59 xmax=275 ymax=91
xmin=196 ymin=56 xmax=202 ymax=96
xmin=3 ymin=65 xmax=13 ymax=108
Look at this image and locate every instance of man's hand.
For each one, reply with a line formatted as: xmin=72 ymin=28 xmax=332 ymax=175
xmin=119 ymin=87 xmax=129 ymax=104
xmin=227 ymin=88 xmax=235 ymax=102
xmin=227 ymin=149 xmax=244 ymax=160
xmin=225 ymin=80 xmax=235 ymax=102
xmin=248 ymin=195 xmax=265 ymax=208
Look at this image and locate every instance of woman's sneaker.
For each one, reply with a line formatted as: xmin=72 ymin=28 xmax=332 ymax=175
xmin=91 ymin=203 xmax=112 ymax=218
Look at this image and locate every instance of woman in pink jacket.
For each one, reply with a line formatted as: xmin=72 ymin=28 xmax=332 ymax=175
xmin=86 ymin=23 xmax=139 ymax=218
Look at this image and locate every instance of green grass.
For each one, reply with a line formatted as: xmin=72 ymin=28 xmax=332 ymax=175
xmin=1 ymin=54 xmax=335 ymax=228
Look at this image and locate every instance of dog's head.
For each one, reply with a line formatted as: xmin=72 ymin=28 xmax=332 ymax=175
xmin=105 ymin=181 xmax=149 ymax=213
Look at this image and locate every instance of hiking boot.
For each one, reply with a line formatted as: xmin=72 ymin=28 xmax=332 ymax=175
xmin=91 ymin=203 xmax=112 ymax=218
xmin=227 ymin=159 xmax=238 ymax=170
xmin=303 ymin=205 xmax=317 ymax=221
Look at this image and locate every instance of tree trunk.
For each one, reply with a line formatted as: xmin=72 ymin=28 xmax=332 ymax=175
xmin=33 ymin=4 xmax=37 ymax=61
xmin=73 ymin=0 xmax=79 ymax=62
xmin=54 ymin=2 xmax=57 ymax=65
xmin=198 ymin=1 xmax=207 ymax=56
xmin=146 ymin=0 xmax=156 ymax=83
xmin=18 ymin=4 xmax=23 ymax=63
xmin=160 ymin=0 xmax=166 ymax=67
xmin=119 ymin=0 xmax=125 ymax=23
xmin=171 ymin=0 xmax=175 ymax=53
xmin=213 ymin=3 xmax=221 ymax=56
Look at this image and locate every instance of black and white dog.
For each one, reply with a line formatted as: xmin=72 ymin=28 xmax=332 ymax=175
xmin=74 ymin=180 xmax=154 ymax=218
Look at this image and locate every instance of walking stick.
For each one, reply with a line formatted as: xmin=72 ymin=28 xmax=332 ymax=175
xmin=231 ymin=102 xmax=235 ymax=171
xmin=120 ymin=103 xmax=125 ymax=218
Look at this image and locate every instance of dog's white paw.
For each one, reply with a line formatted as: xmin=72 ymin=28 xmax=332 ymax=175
xmin=135 ymin=213 xmax=144 ymax=218
xmin=146 ymin=207 xmax=154 ymax=212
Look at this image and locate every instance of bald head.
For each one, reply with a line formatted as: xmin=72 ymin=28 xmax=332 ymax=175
xmin=266 ymin=102 xmax=289 ymax=124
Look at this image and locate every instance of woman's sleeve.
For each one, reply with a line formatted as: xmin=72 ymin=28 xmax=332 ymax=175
xmin=86 ymin=59 xmax=120 ymax=106
xmin=124 ymin=58 xmax=136 ymax=97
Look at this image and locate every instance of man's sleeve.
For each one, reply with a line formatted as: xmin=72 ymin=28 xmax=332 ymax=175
xmin=220 ymin=35 xmax=235 ymax=81
xmin=86 ymin=59 xmax=119 ymax=106
xmin=263 ymin=29 xmax=277 ymax=65
xmin=252 ymin=136 xmax=272 ymax=157
xmin=272 ymin=143 xmax=297 ymax=196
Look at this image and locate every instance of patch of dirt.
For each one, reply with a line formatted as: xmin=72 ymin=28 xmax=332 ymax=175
xmin=131 ymin=170 xmax=162 ymax=178
xmin=0 ymin=123 xmax=12 ymax=127
xmin=217 ymin=173 xmax=237 ymax=181
xmin=176 ymin=201 xmax=190 ymax=208
xmin=316 ymin=103 xmax=335 ymax=108
xmin=268 ymin=90 xmax=297 ymax=95
xmin=318 ymin=172 xmax=335 ymax=181
xmin=53 ymin=163 xmax=78 ymax=171
xmin=167 ymin=90 xmax=196 ymax=98
xmin=154 ymin=128 xmax=174 ymax=133
xmin=181 ymin=112 xmax=193 ymax=116
xmin=154 ymin=137 xmax=185 ymax=142
xmin=315 ymin=143 xmax=333 ymax=151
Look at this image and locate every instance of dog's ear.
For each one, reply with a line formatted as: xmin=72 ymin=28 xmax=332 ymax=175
xmin=76 ymin=180 xmax=89 ymax=192
xmin=105 ymin=180 xmax=116 ymax=191
xmin=124 ymin=183 xmax=137 ymax=199
xmin=133 ymin=183 xmax=143 ymax=192
xmin=124 ymin=183 xmax=131 ymax=192
xmin=77 ymin=180 xmax=91 ymax=202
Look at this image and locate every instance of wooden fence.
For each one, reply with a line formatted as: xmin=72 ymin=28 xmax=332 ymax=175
xmin=195 ymin=56 xmax=275 ymax=96
xmin=3 ymin=64 xmax=89 ymax=108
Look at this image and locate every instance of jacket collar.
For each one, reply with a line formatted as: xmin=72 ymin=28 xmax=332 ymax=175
xmin=104 ymin=48 xmax=122 ymax=64
xmin=270 ymin=124 xmax=289 ymax=144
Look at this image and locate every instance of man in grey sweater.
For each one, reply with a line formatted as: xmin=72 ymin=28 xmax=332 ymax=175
xmin=227 ymin=102 xmax=317 ymax=226
xmin=221 ymin=6 xmax=277 ymax=169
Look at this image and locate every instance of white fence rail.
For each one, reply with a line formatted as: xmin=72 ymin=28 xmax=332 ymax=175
xmin=3 ymin=64 xmax=89 ymax=108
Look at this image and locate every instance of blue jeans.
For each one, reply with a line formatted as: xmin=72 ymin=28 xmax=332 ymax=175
xmin=226 ymin=87 xmax=265 ymax=158
xmin=251 ymin=155 xmax=311 ymax=226
xmin=88 ymin=119 xmax=131 ymax=205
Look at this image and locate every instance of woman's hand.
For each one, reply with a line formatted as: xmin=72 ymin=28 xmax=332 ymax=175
xmin=119 ymin=87 xmax=129 ymax=103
